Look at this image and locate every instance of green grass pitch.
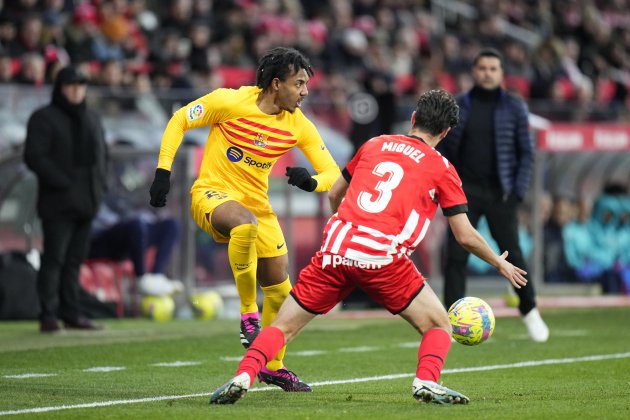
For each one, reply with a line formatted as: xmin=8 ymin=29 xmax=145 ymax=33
xmin=1 ymin=307 xmax=629 ymax=419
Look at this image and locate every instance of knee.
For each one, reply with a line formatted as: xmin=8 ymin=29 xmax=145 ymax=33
xmin=230 ymin=223 xmax=258 ymax=241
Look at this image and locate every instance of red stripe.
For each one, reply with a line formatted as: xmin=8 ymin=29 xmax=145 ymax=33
xmin=237 ymin=118 xmax=294 ymax=137
xmin=225 ymin=121 xmax=297 ymax=145
xmin=223 ymin=124 xmax=292 ymax=151
xmin=219 ymin=126 xmax=284 ymax=158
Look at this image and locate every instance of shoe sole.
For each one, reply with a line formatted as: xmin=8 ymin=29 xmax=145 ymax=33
xmin=413 ymin=388 xmax=469 ymax=405
xmin=210 ymin=383 xmax=247 ymax=404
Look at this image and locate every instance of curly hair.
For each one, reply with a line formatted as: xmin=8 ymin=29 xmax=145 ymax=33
xmin=255 ymin=47 xmax=314 ymax=90
xmin=412 ymin=89 xmax=460 ymax=136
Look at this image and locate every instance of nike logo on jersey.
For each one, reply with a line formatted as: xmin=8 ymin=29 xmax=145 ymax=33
xmin=276 ymin=242 xmax=285 ymax=249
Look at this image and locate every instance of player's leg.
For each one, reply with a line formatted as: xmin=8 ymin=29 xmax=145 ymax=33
xmin=211 ymin=252 xmax=348 ymax=403
xmin=191 ymin=191 xmax=260 ymax=342
xmin=254 ymin=213 xmax=293 ymax=369
xmin=399 ymin=284 xmax=469 ymax=404
xmin=361 ymin=257 xmax=468 ymax=404
xmin=210 ymin=291 xmax=316 ymax=403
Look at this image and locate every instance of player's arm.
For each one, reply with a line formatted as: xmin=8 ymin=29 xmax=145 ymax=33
xmin=328 ymin=174 xmax=349 ymax=213
xmin=150 ymin=91 xmax=227 ymax=207
xmin=447 ymin=213 xmax=528 ymax=288
xmin=288 ymin=118 xmax=341 ymax=192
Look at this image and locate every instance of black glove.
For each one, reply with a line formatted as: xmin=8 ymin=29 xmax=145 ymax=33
xmin=149 ymin=168 xmax=171 ymax=207
xmin=285 ymin=166 xmax=317 ymax=192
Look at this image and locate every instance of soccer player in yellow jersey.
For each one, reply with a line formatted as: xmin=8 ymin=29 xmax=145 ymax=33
xmin=149 ymin=47 xmax=340 ymax=392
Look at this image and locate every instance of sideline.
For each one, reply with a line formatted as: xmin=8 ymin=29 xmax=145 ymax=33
xmin=1 ymin=352 xmax=629 ymax=416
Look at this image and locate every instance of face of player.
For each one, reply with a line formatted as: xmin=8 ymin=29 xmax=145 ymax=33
xmin=472 ymin=56 xmax=503 ymax=90
xmin=61 ymin=83 xmax=87 ymax=104
xmin=276 ymin=67 xmax=310 ymax=113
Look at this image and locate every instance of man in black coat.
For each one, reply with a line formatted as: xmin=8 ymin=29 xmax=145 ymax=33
xmin=24 ymin=66 xmax=108 ymax=332
xmin=437 ymin=48 xmax=549 ymax=342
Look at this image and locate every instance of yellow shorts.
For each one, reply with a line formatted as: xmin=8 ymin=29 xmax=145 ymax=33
xmin=191 ymin=188 xmax=287 ymax=258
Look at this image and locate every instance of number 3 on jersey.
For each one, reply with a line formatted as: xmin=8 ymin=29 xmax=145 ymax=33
xmin=357 ymin=161 xmax=404 ymax=213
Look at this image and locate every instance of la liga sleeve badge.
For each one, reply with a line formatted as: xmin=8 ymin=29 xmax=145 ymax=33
xmin=188 ymin=103 xmax=204 ymax=121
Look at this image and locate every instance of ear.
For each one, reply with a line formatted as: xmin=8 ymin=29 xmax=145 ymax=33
xmin=410 ymin=111 xmax=416 ymax=126
xmin=439 ymin=127 xmax=451 ymax=140
xmin=271 ymin=78 xmax=280 ymax=91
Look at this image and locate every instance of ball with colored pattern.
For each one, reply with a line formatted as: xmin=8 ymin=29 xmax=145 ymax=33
xmin=448 ymin=297 xmax=495 ymax=346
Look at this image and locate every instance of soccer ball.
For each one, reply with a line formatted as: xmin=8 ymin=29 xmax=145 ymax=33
xmin=141 ymin=295 xmax=175 ymax=322
xmin=448 ymin=297 xmax=495 ymax=346
xmin=190 ymin=290 xmax=224 ymax=320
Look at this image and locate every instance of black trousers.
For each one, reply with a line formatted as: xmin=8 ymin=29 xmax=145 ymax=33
xmin=38 ymin=218 xmax=92 ymax=323
xmin=443 ymin=180 xmax=536 ymax=316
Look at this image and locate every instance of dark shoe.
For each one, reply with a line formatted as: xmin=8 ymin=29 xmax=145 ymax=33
xmin=239 ymin=313 xmax=261 ymax=349
xmin=40 ymin=320 xmax=62 ymax=333
xmin=63 ymin=318 xmax=104 ymax=331
xmin=210 ymin=372 xmax=251 ymax=405
xmin=258 ymin=366 xmax=312 ymax=392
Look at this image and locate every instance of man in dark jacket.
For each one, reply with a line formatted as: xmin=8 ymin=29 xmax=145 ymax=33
xmin=24 ymin=66 xmax=108 ymax=333
xmin=437 ymin=48 xmax=549 ymax=342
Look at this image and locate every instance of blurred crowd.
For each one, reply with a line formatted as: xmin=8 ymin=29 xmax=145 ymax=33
xmin=1 ymin=0 xmax=630 ymax=128
xmin=543 ymin=184 xmax=630 ymax=294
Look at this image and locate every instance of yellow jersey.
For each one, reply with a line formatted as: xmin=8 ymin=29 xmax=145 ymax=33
xmin=157 ymin=86 xmax=340 ymax=212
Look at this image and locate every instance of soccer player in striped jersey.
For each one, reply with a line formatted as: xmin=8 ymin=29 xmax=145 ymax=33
xmin=149 ymin=47 xmax=340 ymax=392
xmin=211 ymin=89 xmax=528 ymax=405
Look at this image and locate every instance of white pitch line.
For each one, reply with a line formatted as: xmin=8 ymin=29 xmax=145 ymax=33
xmin=2 ymin=374 xmax=56 ymax=379
xmin=1 ymin=352 xmax=629 ymax=416
xmin=83 ymin=367 xmax=126 ymax=373
xmin=151 ymin=361 xmax=202 ymax=367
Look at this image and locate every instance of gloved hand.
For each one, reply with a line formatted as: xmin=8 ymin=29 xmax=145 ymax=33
xmin=149 ymin=168 xmax=171 ymax=207
xmin=285 ymin=166 xmax=317 ymax=192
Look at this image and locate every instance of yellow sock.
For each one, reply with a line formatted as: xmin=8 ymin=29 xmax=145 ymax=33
xmin=261 ymin=277 xmax=292 ymax=370
xmin=229 ymin=224 xmax=258 ymax=314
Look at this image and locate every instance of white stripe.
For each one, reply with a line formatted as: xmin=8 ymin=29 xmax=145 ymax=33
xmin=151 ymin=361 xmax=202 ymax=367
xmin=83 ymin=367 xmax=126 ymax=373
xmin=396 ymin=209 xmax=419 ymax=244
xmin=321 ymin=220 xmax=342 ymax=251
xmin=357 ymin=224 xmax=395 ymax=240
xmin=330 ymin=223 xmax=351 ymax=254
xmin=411 ymin=218 xmax=431 ymax=248
xmin=2 ymin=352 xmax=628 ymax=416
xmin=2 ymin=373 xmax=56 ymax=379
xmin=345 ymin=249 xmax=392 ymax=265
xmin=350 ymin=235 xmax=391 ymax=251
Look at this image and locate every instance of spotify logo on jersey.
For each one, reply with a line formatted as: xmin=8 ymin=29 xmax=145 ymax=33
xmin=226 ymin=146 xmax=244 ymax=162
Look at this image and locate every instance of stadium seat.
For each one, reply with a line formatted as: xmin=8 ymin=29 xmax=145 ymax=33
xmin=83 ymin=258 xmax=138 ymax=317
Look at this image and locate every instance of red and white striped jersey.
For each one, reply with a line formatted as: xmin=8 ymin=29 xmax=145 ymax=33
xmin=321 ymin=134 xmax=468 ymax=265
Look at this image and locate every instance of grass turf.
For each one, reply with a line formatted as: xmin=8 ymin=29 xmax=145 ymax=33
xmin=1 ymin=307 xmax=629 ymax=419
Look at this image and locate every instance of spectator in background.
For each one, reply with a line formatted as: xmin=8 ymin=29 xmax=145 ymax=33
xmin=543 ymin=196 xmax=577 ymax=283
xmin=88 ymin=201 xmax=183 ymax=297
xmin=437 ymin=48 xmax=549 ymax=342
xmin=23 ymin=66 xmax=108 ymax=333
xmin=588 ymin=193 xmax=622 ymax=294
xmin=564 ymin=197 xmax=598 ymax=282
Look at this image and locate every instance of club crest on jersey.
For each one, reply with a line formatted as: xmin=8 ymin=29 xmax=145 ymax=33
xmin=254 ymin=133 xmax=268 ymax=147
xmin=226 ymin=146 xmax=244 ymax=162
xmin=187 ymin=103 xmax=204 ymax=121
